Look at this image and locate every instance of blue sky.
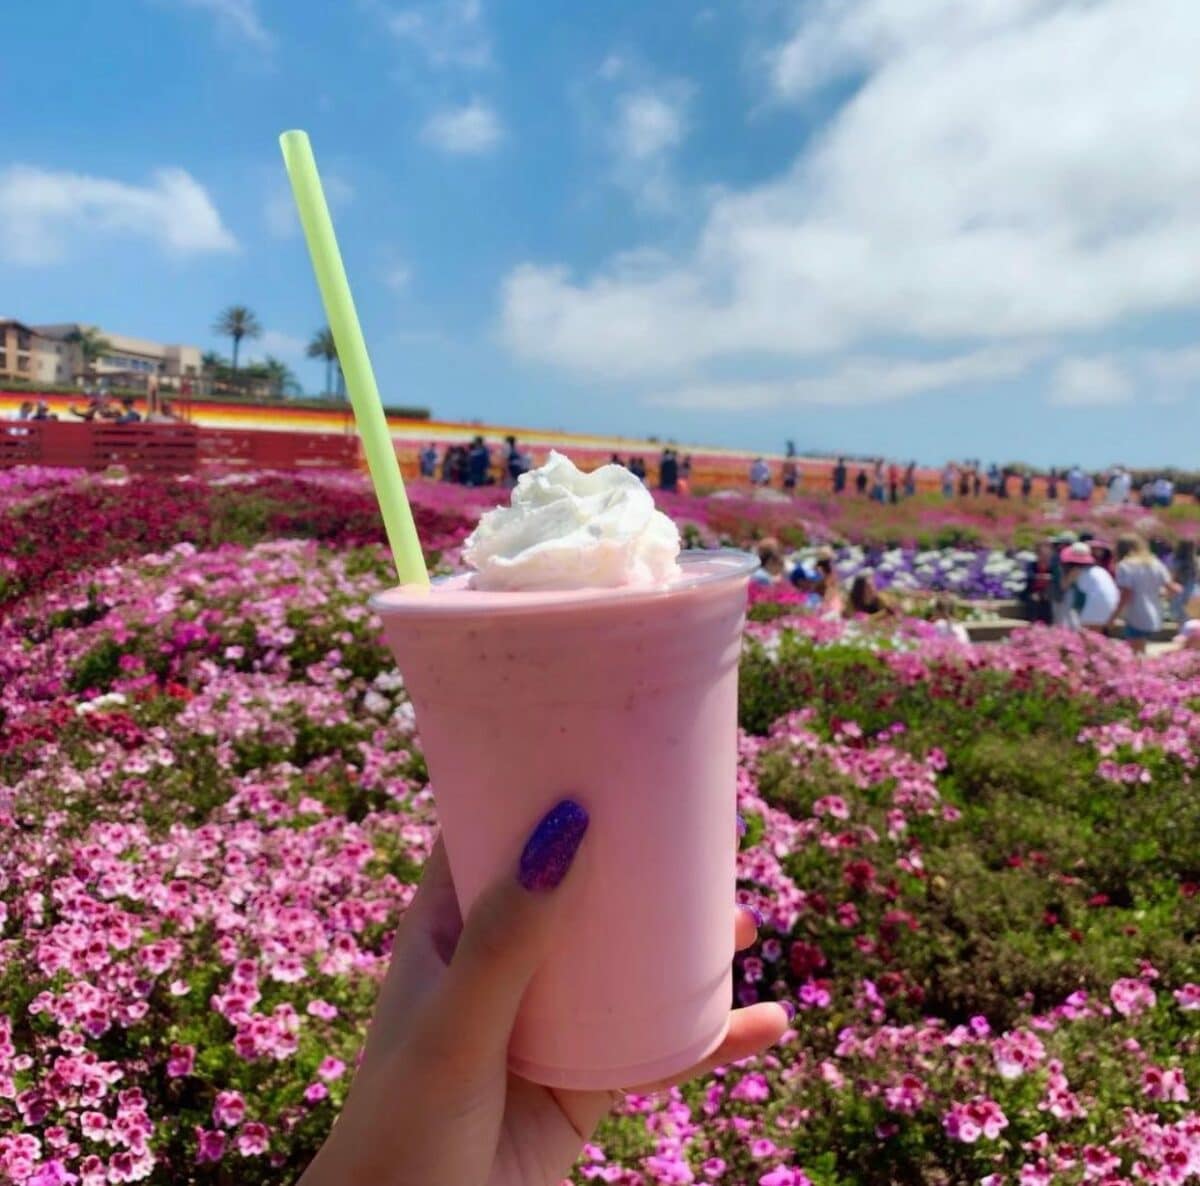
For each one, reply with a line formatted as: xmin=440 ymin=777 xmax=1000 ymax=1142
xmin=3 ymin=0 xmax=1199 ymax=467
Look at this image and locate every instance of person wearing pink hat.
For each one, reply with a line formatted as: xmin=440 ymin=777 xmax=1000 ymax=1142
xmin=1059 ymin=541 xmax=1119 ymax=634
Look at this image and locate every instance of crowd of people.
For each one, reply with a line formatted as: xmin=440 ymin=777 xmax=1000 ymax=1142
xmin=749 ymin=539 xmax=971 ymax=642
xmin=739 ymin=454 xmax=1187 ymax=507
xmin=417 ymin=440 xmax=695 ymax=493
xmin=1020 ymin=532 xmax=1195 ymax=651
xmin=7 ymin=390 xmax=181 ymax=425
xmin=751 ymin=529 xmax=1199 ymax=653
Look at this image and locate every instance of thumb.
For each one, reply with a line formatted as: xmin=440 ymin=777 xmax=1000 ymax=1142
xmin=420 ymin=799 xmax=590 ymax=1069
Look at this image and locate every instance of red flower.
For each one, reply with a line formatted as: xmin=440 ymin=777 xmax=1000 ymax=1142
xmin=843 ymin=859 xmax=877 ymax=893
xmin=788 ymin=941 xmax=827 ymax=978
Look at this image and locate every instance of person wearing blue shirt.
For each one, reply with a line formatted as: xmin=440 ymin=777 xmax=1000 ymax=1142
xmin=467 ymin=436 xmax=492 ymax=486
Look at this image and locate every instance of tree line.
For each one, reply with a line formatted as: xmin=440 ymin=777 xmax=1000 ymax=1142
xmin=208 ymin=306 xmax=341 ymax=400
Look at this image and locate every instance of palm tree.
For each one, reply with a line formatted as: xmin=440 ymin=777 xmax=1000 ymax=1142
xmin=306 ymin=326 xmax=338 ymax=395
xmin=262 ymin=356 xmax=300 ymax=398
xmin=66 ymin=326 xmax=114 ymax=377
xmin=212 ymin=306 xmax=262 ymax=374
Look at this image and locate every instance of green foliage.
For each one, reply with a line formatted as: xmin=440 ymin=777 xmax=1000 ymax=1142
xmin=737 ymin=634 xmax=1200 ymax=1030
xmin=68 ymin=637 xmax=126 ymax=694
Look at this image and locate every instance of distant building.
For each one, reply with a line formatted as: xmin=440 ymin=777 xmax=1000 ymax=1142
xmin=0 ymin=319 xmax=59 ymax=385
xmin=33 ymin=323 xmax=204 ymax=392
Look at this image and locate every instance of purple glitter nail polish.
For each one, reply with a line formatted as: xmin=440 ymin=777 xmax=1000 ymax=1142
xmin=736 ymin=813 xmax=747 ymax=838
xmin=518 ymin=799 xmax=589 ymax=892
xmin=779 ymin=1000 xmax=796 ymax=1023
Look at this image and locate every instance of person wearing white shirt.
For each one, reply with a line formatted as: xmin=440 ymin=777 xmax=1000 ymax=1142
xmin=1060 ymin=542 xmax=1119 ymax=632
xmin=1113 ymin=533 xmax=1179 ymax=654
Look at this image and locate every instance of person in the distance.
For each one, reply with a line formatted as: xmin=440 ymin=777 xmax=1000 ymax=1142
xmin=1111 ymin=533 xmax=1179 ymax=654
xmin=1059 ymin=542 xmax=1119 ymax=634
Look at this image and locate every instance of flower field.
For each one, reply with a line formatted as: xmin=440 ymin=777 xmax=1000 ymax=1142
xmin=1 ymin=467 xmax=1198 ymax=1185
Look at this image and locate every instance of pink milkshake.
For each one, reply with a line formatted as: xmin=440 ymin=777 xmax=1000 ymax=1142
xmin=371 ymin=454 xmax=756 ymax=1089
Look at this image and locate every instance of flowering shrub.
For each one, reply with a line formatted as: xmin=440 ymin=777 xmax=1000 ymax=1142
xmin=0 ymin=472 xmax=1197 ymax=1183
xmin=5 ymin=464 xmax=1196 ymax=611
xmin=0 ymin=467 xmax=487 ymax=608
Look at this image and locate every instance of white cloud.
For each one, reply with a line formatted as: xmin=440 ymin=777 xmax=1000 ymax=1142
xmin=388 ymin=0 xmax=490 ymax=68
xmin=0 ymin=165 xmax=237 ymax=265
xmin=1049 ymin=356 xmax=1133 ymax=407
xmin=1047 ymin=344 xmax=1200 ymax=408
xmin=168 ymin=0 xmax=272 ymax=47
xmin=617 ymin=91 xmax=686 ymax=161
xmin=422 ymin=100 xmax=503 ymax=155
xmin=264 ymin=175 xmax=354 ymax=238
xmin=597 ymin=54 xmax=627 ymax=81
xmin=501 ymin=0 xmax=1200 ymax=404
xmin=652 ymin=347 xmax=1038 ymax=410
xmin=245 ymin=329 xmax=308 ymax=365
xmin=383 ymin=261 xmax=412 ymax=291
xmin=607 ymin=84 xmax=690 ymax=211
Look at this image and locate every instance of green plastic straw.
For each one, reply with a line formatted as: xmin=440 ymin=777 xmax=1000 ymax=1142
xmin=279 ymin=129 xmax=429 ymax=587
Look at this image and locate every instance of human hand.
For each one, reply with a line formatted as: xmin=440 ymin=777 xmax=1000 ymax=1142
xmin=301 ymin=800 xmax=788 ymax=1186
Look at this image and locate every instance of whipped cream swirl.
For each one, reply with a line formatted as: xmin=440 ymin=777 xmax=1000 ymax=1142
xmin=463 ymin=451 xmax=681 ymax=591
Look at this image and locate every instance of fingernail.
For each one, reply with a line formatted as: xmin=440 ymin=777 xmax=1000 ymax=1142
xmin=742 ymin=904 xmax=765 ymax=930
xmin=736 ymin=813 xmax=747 ymax=838
xmin=779 ymin=1000 xmax=796 ymax=1023
xmin=518 ymin=799 xmax=590 ymax=892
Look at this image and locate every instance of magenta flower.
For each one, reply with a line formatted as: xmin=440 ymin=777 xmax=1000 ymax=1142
xmin=317 ymin=1057 xmax=346 ymax=1082
xmin=1110 ymin=977 xmax=1157 ymax=1018
xmin=235 ymin=1122 xmax=270 ymax=1157
xmin=194 ymin=1128 xmax=226 ymax=1164
xmin=212 ymin=1091 xmax=246 ymax=1128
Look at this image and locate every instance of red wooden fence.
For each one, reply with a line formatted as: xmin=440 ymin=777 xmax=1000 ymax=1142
xmin=0 ymin=422 xmax=360 ymax=473
xmin=196 ymin=427 xmax=359 ymax=470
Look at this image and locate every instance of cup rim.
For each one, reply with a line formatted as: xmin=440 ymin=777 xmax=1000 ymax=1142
xmin=369 ymin=548 xmax=760 ymax=616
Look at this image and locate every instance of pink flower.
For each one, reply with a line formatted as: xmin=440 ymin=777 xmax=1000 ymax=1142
xmin=317 ymin=1057 xmax=346 ymax=1081
xmin=166 ymin=1044 xmax=194 ymax=1078
xmin=730 ymin=1073 xmax=770 ymax=1103
xmin=1142 ymin=1064 xmax=1190 ymax=1102
xmin=212 ymin=1090 xmax=246 ymax=1128
xmin=1173 ymin=983 xmax=1200 ymax=1011
xmin=759 ymin=1170 xmax=811 ymax=1186
xmin=304 ymin=1083 xmax=330 ymax=1104
xmin=1082 ymin=1146 xmax=1120 ymax=1178
xmin=943 ymin=1098 xmax=1008 ymax=1143
xmin=1018 ymin=1160 xmax=1052 ymax=1186
xmin=195 ymin=1129 xmax=226 ymax=1164
xmin=235 ymin=1123 xmax=270 ymax=1157
xmin=1110 ymin=977 xmax=1156 ymax=1018
xmin=884 ymin=1074 xmax=926 ymax=1115
xmin=812 ymin=795 xmax=849 ymax=819
xmin=992 ymin=1028 xmax=1047 ymax=1079
xmin=28 ymin=1162 xmax=78 ymax=1186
